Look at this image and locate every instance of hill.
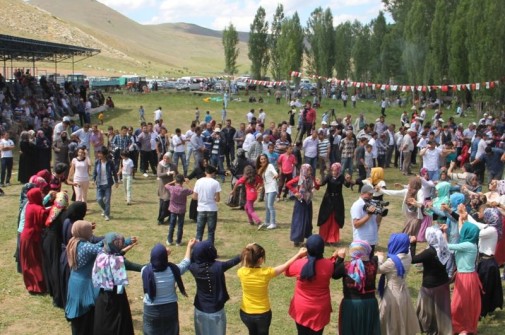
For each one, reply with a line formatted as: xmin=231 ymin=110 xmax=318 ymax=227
xmin=0 ymin=0 xmax=250 ymax=77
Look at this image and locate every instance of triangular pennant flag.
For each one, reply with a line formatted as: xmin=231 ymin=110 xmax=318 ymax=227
xmin=475 ymin=83 xmax=480 ymax=90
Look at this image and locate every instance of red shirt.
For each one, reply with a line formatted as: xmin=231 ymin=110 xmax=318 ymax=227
xmin=305 ymin=108 xmax=316 ymax=124
xmin=236 ymin=175 xmax=263 ymax=201
xmin=278 ymin=153 xmax=297 ymax=174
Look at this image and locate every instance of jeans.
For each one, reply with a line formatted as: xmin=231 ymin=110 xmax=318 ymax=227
xmin=341 ymin=156 xmax=353 ymax=176
xmin=168 ymin=213 xmax=185 ymax=244
xmin=186 ymin=146 xmax=194 ymax=167
xmin=244 ymin=200 xmax=261 ymax=224
xmin=173 ymin=151 xmax=187 ymax=176
xmin=143 ymin=302 xmax=178 ymax=335
xmin=96 ymin=184 xmax=111 ymax=216
xmin=158 ymin=199 xmax=170 ymax=223
xmin=304 ymin=156 xmax=317 ymax=174
xmin=196 ymin=211 xmax=217 ymax=244
xmin=210 ymin=154 xmax=225 ymax=181
xmin=123 ymin=175 xmax=132 ymax=202
xmin=240 ymin=309 xmax=272 ymax=335
xmin=194 ymin=307 xmax=226 ymax=335
xmin=265 ymin=192 xmax=277 ymax=225
xmin=427 ymin=169 xmax=440 ymax=182
xmin=1 ymin=157 xmax=13 ymax=184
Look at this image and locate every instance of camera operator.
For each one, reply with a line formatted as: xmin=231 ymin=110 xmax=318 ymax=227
xmin=299 ymin=100 xmax=316 ymax=141
xmin=350 ymin=184 xmax=379 ymax=257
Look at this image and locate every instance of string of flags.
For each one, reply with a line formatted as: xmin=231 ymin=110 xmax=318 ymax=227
xmin=289 ymin=71 xmax=501 ymax=92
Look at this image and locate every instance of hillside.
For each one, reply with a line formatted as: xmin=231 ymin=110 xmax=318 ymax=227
xmin=0 ymin=0 xmax=250 ymax=77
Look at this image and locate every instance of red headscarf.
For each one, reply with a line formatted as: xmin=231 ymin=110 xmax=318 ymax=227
xmin=20 ymin=188 xmax=49 ymax=242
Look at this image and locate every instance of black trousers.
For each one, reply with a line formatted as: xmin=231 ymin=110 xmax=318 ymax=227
xmin=158 ymin=199 xmax=170 ymax=224
xmin=296 ymin=323 xmax=323 ymax=335
xmin=240 ymin=310 xmax=272 ymax=335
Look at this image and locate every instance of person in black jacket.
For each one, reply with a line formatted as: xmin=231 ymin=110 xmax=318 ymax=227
xmin=92 ymin=146 xmax=118 ymax=221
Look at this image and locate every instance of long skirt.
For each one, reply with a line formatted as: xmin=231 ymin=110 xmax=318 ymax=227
xmin=338 ymin=298 xmax=380 ymax=335
xmin=19 ymin=237 xmax=46 ymax=293
xmin=319 ymin=214 xmax=340 ymax=244
xmin=189 ymin=199 xmax=198 ymax=221
xmin=494 ymin=217 xmax=505 ymax=265
xmin=402 ymin=210 xmax=422 ymax=236
xmin=94 ymin=288 xmax=134 ymax=335
xmin=143 ymin=302 xmax=179 ymax=335
xmin=451 ymin=272 xmax=481 ymax=334
xmin=42 ymin=230 xmax=63 ymax=307
xmin=416 ymin=215 xmax=432 ymax=242
xmin=477 ymin=257 xmax=504 ymax=317
xmin=416 ymin=283 xmax=452 ymax=335
xmin=290 ymin=200 xmax=313 ymax=243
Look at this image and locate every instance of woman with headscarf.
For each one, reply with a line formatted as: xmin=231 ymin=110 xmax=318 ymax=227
xmin=141 ymin=239 xmax=196 ymax=335
xmin=18 ymin=131 xmax=37 ymax=183
xmin=446 ymin=211 xmax=481 ymax=334
xmin=19 ymin=188 xmax=50 ymax=293
xmin=53 ymin=130 xmax=70 ymax=167
xmin=411 ymin=227 xmax=452 ymax=335
xmin=377 ymin=177 xmax=424 ymax=255
xmin=186 ymin=158 xmax=208 ymax=221
xmin=377 ymin=233 xmax=420 ymax=335
xmin=285 ymin=235 xmax=338 ymax=334
xmin=15 ymin=183 xmax=37 ymax=273
xmin=316 ymin=163 xmax=351 ymax=245
xmin=334 ymin=240 xmax=380 ymax=335
xmin=65 ymin=220 xmax=103 ymax=335
xmin=31 ymin=169 xmax=52 ymax=195
xmin=92 ymin=232 xmax=137 ymax=335
xmin=476 ymin=207 xmax=503 ymax=317
xmin=286 ymin=164 xmax=320 ymax=247
xmin=189 ymin=240 xmax=241 ymax=335
xmin=35 ymin=129 xmax=52 ymax=172
xmin=41 ymin=191 xmax=69 ymax=308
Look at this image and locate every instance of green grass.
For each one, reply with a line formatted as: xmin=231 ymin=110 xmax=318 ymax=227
xmin=0 ymin=91 xmax=503 ymax=334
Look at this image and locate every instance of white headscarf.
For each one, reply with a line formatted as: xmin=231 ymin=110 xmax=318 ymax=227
xmin=425 ymin=226 xmax=451 ymax=265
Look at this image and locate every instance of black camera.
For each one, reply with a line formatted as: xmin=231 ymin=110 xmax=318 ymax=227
xmin=363 ymin=200 xmax=389 ymax=217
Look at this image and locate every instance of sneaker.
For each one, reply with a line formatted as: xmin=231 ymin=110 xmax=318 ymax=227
xmin=126 ymin=202 xmax=131 ymax=206
xmin=166 ymin=241 xmax=172 ymax=246
xmin=257 ymin=223 xmax=267 ymax=231
xmin=143 ymin=173 xmax=149 ymax=177
xmin=266 ymin=224 xmax=277 ymax=230
xmin=101 ymin=212 xmax=105 ymax=217
xmin=176 ymin=243 xmax=181 ymax=247
xmin=104 ymin=216 xmax=110 ymax=221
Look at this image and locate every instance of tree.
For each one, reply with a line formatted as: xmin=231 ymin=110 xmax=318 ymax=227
xmin=448 ymin=0 xmax=470 ymax=83
xmin=222 ymin=23 xmax=239 ymax=75
xmin=370 ymin=11 xmax=388 ymax=82
xmin=334 ymin=21 xmax=354 ymax=79
xmin=305 ymin=7 xmax=335 ymax=78
xmin=277 ymin=12 xmax=304 ymax=81
xmin=351 ymin=23 xmax=372 ymax=82
xmin=269 ymin=4 xmax=284 ymax=81
xmin=248 ymin=6 xmax=270 ymax=79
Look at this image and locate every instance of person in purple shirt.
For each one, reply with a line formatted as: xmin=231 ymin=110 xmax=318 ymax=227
xmin=165 ymin=174 xmax=193 ymax=246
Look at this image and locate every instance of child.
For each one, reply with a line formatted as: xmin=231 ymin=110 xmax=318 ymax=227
xmin=277 ymin=145 xmax=297 ymax=201
xmin=165 ymin=174 xmax=193 ymax=246
xmin=97 ymin=112 xmax=104 ymax=125
xmin=364 ymin=144 xmax=373 ymax=178
xmin=120 ymin=151 xmax=134 ymax=205
xmin=265 ymin=143 xmax=279 ymax=169
xmin=231 ymin=165 xmax=263 ymax=226
xmin=204 ymin=111 xmax=212 ymax=124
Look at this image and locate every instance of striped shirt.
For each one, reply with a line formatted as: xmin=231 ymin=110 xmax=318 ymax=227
xmin=318 ymin=138 xmax=330 ymax=158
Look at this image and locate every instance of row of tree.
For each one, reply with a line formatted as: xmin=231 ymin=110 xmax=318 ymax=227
xmin=222 ymin=0 xmax=505 ymax=98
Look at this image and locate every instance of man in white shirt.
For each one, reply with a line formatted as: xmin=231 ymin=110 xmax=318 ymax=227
xmin=246 ymin=109 xmax=255 ymax=123
xmin=193 ymin=165 xmax=221 ymax=245
xmin=419 ymin=141 xmax=443 ymax=181
xmin=185 ymin=123 xmax=196 ymax=165
xmin=71 ymin=123 xmax=92 ymax=150
xmin=303 ymin=130 xmax=319 ymax=173
xmin=351 ymin=184 xmax=379 ymax=255
xmin=400 ymin=129 xmax=415 ymax=175
xmin=242 ymin=127 xmax=256 ymax=154
xmin=0 ymin=132 xmax=15 ymax=186
xmin=154 ymin=107 xmax=162 ymax=122
xmin=258 ymin=109 xmax=266 ymax=124
xmin=53 ymin=116 xmax=70 ymax=143
xmin=172 ymin=128 xmax=187 ymax=176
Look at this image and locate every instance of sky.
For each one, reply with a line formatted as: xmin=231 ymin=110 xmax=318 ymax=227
xmin=96 ymin=0 xmax=390 ymax=31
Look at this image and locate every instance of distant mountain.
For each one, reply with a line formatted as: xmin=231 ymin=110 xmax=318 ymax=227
xmin=0 ymin=0 xmax=250 ymax=77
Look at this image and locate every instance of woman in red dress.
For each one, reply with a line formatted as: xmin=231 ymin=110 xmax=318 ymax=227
xmin=19 ymin=188 xmax=50 ymax=293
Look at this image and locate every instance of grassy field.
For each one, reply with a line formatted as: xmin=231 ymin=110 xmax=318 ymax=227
xmin=0 ymin=90 xmax=503 ymax=334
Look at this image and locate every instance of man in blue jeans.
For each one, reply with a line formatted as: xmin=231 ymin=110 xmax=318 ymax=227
xmin=193 ymin=165 xmax=221 ymax=244
xmin=93 ymin=146 xmax=118 ymax=221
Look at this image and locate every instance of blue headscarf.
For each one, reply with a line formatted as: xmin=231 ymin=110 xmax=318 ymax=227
xmin=378 ymin=233 xmax=410 ymax=297
xmin=142 ymin=243 xmax=187 ymax=301
xmin=300 ymin=235 xmax=324 ymax=281
xmin=449 ymin=192 xmax=465 ymax=211
xmin=191 ymin=240 xmax=218 ymax=264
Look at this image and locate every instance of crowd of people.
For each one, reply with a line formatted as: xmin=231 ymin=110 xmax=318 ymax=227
xmin=4 ymin=70 xmax=505 ymax=334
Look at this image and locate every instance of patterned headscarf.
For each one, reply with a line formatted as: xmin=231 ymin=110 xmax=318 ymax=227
xmin=378 ymin=233 xmax=410 ymax=298
xmin=484 ymin=207 xmax=503 ymax=239
xmin=497 ymin=180 xmax=505 ymax=196
xmin=300 ymin=235 xmax=325 ymax=281
xmin=425 ymin=226 xmax=451 ymax=265
xmin=28 ymin=175 xmax=48 ymax=194
xmin=45 ymin=192 xmax=69 ymax=227
xmin=297 ymin=164 xmax=314 ymax=203
xmin=67 ymin=220 xmax=94 ymax=270
xmin=19 ymin=183 xmax=36 ymax=212
xmin=346 ymin=240 xmax=372 ymax=293
xmin=92 ymin=232 xmax=128 ymax=293
xmin=331 ymin=163 xmax=342 ymax=178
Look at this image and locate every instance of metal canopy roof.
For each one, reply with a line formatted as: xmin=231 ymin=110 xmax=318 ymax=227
xmin=0 ymin=34 xmax=100 ymax=63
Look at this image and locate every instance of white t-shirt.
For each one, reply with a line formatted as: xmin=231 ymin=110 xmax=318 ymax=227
xmin=0 ymin=139 xmax=14 ymax=158
xmin=246 ymin=112 xmax=254 ymax=123
xmin=262 ymin=164 xmax=278 ymax=194
xmin=242 ymin=133 xmax=256 ymax=152
xmin=122 ymin=158 xmax=134 ymax=176
xmin=71 ymin=128 xmax=91 ymax=149
xmin=194 ymin=177 xmax=221 ymax=212
xmin=350 ymin=198 xmax=378 ymax=245
xmin=154 ymin=109 xmax=162 ymax=121
xmin=172 ymin=135 xmax=186 ymax=153
xmin=72 ymin=158 xmax=90 ymax=182
xmin=422 ymin=147 xmax=442 ymax=171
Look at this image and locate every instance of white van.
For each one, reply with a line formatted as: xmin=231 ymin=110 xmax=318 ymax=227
xmin=176 ymin=76 xmax=205 ymax=91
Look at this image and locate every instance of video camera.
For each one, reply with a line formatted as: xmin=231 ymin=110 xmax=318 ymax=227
xmin=363 ymin=199 xmax=390 ymax=217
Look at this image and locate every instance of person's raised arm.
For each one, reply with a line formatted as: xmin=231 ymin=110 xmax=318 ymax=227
xmin=273 ymin=247 xmax=307 ymax=276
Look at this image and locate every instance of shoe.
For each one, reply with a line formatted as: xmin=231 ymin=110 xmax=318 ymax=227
xmin=249 ymin=221 xmax=254 ymax=225
xmin=276 ymin=198 xmax=280 ymax=202
xmin=176 ymin=243 xmax=181 ymax=247
xmin=257 ymin=223 xmax=267 ymax=231
xmin=104 ymin=216 xmax=110 ymax=221
xmin=293 ymin=242 xmax=301 ymax=247
xmin=143 ymin=173 xmax=149 ymax=177
xmin=5 ymin=183 xmax=10 ymax=186
xmin=166 ymin=241 xmax=172 ymax=246
xmin=101 ymin=212 xmax=105 ymax=217
xmin=266 ymin=224 xmax=277 ymax=229
xmin=126 ymin=202 xmax=131 ymax=206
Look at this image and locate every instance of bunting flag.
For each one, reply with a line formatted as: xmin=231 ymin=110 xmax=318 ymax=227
xmin=288 ymin=70 xmax=501 ymax=92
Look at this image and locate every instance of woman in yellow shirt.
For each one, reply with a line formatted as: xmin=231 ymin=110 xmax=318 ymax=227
xmin=237 ymin=243 xmax=307 ymax=335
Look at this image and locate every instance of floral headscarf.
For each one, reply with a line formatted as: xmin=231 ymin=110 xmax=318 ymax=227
xmin=484 ymin=207 xmax=503 ymax=239
xmin=45 ymin=192 xmax=69 ymax=227
xmin=297 ymin=164 xmax=314 ymax=203
xmin=425 ymin=226 xmax=450 ymax=265
xmin=497 ymin=180 xmax=505 ymax=196
xmin=331 ymin=163 xmax=342 ymax=178
xmin=92 ymin=232 xmax=128 ymax=293
xmin=346 ymin=240 xmax=371 ymax=293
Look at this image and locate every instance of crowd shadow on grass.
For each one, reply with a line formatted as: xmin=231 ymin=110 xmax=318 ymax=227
xmin=479 ymin=309 xmax=505 ymax=334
